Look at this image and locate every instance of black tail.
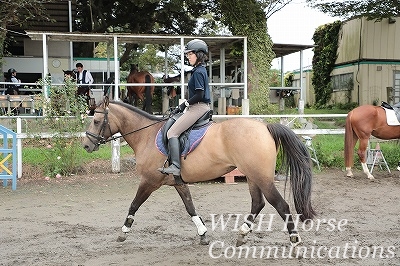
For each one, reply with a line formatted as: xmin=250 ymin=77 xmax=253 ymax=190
xmin=267 ymin=123 xmax=316 ymax=221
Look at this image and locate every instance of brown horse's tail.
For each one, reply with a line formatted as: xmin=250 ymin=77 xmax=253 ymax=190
xmin=267 ymin=123 xmax=316 ymax=221
xmin=344 ymin=111 xmax=354 ymax=168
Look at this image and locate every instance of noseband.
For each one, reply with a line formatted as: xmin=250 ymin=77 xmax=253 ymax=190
xmin=85 ymin=109 xmax=111 ymax=146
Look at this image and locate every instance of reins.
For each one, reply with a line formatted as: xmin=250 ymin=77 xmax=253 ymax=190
xmin=105 ymin=118 xmax=168 ymax=143
xmin=85 ymin=104 xmax=170 ymax=146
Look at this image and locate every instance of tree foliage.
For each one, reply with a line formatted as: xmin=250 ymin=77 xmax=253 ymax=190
xmin=306 ymin=0 xmax=400 ymax=21
xmin=0 ymin=0 xmax=56 ymax=59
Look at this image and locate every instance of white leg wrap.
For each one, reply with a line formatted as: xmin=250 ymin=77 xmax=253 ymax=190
xmin=192 ymin=216 xmax=207 ymax=236
xmin=121 ymin=225 xmax=131 ymax=233
xmin=239 ymin=222 xmax=252 ymax=235
xmin=361 ymin=162 xmax=374 ymax=179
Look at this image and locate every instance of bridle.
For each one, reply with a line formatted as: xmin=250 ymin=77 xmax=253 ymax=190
xmin=85 ymin=106 xmax=169 ymax=147
xmin=85 ymin=108 xmax=112 ymax=146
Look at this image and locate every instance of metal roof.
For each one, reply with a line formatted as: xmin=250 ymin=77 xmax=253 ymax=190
xmin=26 ymin=31 xmax=314 ymax=58
xmin=272 ymin=43 xmax=315 ymax=58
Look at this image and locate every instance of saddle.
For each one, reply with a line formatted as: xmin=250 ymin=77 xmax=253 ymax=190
xmin=157 ymin=110 xmax=213 ymax=158
xmin=381 ymin=101 xmax=400 ymax=125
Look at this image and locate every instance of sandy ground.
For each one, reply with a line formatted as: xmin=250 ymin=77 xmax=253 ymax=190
xmin=1 ymin=160 xmax=400 ymax=266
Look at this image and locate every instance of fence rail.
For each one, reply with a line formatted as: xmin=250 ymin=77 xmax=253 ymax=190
xmin=0 ymin=114 xmax=348 ymax=179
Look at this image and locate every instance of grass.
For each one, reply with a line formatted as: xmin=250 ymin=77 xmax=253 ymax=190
xmin=19 ymin=106 xmax=399 ymax=173
xmin=23 ymin=142 xmax=134 ymax=165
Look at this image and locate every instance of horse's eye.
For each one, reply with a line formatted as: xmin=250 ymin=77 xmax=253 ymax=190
xmin=94 ymin=120 xmax=100 ymax=125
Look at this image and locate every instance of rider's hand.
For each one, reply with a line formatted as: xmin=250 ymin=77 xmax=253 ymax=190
xmin=171 ymin=106 xmax=181 ymax=115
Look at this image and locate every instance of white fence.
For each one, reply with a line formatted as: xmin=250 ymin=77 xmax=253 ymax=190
xmin=0 ymin=114 xmax=348 ymax=178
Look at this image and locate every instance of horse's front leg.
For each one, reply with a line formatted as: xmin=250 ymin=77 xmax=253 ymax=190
xmin=117 ymin=181 xmax=160 ymax=242
xmin=174 ymin=184 xmax=209 ymax=245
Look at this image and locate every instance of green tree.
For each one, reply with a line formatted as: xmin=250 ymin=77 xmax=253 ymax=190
xmin=0 ymin=0 xmax=55 ymax=62
xmin=306 ymin=0 xmax=399 ymax=21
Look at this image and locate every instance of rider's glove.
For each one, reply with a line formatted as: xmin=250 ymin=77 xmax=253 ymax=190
xmin=171 ymin=106 xmax=181 ymax=115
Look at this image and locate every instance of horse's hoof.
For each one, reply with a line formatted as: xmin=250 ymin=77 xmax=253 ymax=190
xmin=289 ymin=233 xmax=301 ymax=247
xmin=117 ymin=233 xmax=127 ymax=242
xmin=367 ymin=175 xmax=375 ymax=180
xmin=200 ymin=234 xmax=209 ymax=245
xmin=236 ymin=234 xmax=247 ymax=247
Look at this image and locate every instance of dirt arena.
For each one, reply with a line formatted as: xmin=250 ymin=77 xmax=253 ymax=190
xmin=1 ymin=159 xmax=399 ymax=266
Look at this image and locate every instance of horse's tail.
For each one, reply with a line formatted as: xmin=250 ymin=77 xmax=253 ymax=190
xmin=344 ymin=111 xmax=354 ymax=168
xmin=267 ymin=123 xmax=316 ymax=221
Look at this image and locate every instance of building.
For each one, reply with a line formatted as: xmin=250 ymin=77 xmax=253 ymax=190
xmin=292 ymin=17 xmax=400 ymax=107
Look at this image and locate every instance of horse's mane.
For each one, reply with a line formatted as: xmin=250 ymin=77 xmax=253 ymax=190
xmin=107 ymin=100 xmax=162 ymax=121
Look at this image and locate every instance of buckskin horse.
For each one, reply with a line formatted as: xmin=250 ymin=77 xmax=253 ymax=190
xmin=345 ymin=104 xmax=400 ymax=179
xmin=82 ymin=100 xmax=315 ymax=247
xmin=126 ymin=64 xmax=155 ymax=113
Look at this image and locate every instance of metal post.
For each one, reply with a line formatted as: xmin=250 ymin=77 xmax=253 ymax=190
xmin=299 ymin=50 xmax=305 ymax=114
xmin=17 ymin=118 xmax=22 ymax=178
xmin=111 ymin=36 xmax=120 ymax=173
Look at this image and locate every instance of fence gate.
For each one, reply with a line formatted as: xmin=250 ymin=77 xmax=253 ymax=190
xmin=0 ymin=125 xmax=17 ymax=190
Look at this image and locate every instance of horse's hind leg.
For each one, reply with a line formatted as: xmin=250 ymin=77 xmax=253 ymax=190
xmin=236 ymin=179 xmax=265 ymax=247
xmin=358 ymin=138 xmax=374 ymax=179
xmin=259 ymin=180 xmax=302 ymax=247
xmin=174 ymin=184 xmax=209 ymax=245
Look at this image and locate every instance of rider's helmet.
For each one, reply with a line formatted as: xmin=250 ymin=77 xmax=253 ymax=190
xmin=184 ymin=39 xmax=208 ymax=54
xmin=8 ymin=68 xmax=17 ymax=75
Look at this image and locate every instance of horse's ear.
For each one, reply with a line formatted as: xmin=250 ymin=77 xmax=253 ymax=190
xmin=103 ymin=96 xmax=110 ymax=108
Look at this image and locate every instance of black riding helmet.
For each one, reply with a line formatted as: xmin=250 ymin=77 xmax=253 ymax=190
xmin=8 ymin=68 xmax=17 ymax=75
xmin=184 ymin=39 xmax=208 ymax=54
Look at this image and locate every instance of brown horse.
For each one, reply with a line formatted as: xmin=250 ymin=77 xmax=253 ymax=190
xmin=344 ymin=104 xmax=400 ymax=179
xmin=82 ymin=100 xmax=315 ymax=247
xmin=126 ymin=64 xmax=155 ymax=113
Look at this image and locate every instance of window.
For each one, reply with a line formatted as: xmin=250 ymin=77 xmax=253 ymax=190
xmin=332 ymin=73 xmax=353 ymax=91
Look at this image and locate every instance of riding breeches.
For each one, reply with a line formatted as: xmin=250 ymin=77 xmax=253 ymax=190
xmin=167 ymin=102 xmax=210 ymax=139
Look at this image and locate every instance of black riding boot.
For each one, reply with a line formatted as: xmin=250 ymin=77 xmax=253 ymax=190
xmin=158 ymin=137 xmax=184 ymax=184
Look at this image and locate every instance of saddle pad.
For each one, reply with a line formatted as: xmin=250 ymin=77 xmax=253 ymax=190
xmin=155 ymin=123 xmax=213 ymax=156
xmin=382 ymin=107 xmax=400 ymax=126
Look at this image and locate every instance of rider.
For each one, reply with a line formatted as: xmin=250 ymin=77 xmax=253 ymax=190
xmin=158 ymin=39 xmax=211 ymax=184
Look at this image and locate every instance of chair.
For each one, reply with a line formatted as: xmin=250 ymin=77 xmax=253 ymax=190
xmin=366 ymin=142 xmax=390 ymax=174
xmin=302 ymin=136 xmax=320 ymax=171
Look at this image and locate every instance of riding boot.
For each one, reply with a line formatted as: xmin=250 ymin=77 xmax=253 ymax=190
xmin=158 ymin=137 xmax=184 ymax=184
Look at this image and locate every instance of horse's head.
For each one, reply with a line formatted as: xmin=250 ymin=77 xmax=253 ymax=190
xmin=63 ymin=70 xmax=76 ymax=81
xmin=83 ymin=99 xmax=116 ymax=152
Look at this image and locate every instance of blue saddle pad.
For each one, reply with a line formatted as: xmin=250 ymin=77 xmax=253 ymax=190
xmin=155 ymin=123 xmax=213 ymax=156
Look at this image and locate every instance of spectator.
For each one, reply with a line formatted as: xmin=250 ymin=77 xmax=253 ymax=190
xmin=5 ymin=68 xmax=21 ymax=95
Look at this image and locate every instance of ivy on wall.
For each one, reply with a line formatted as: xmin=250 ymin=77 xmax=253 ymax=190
xmin=217 ymin=0 xmax=276 ymax=114
xmin=312 ymin=20 xmax=342 ymax=107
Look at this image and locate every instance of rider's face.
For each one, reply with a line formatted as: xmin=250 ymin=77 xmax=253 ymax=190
xmin=185 ymin=52 xmax=197 ymax=66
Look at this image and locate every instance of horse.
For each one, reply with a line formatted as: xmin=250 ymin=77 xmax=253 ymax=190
xmin=163 ymin=73 xmax=181 ymax=99
xmin=126 ymin=64 xmax=155 ymax=114
xmin=63 ymin=69 xmax=95 ymax=115
xmin=82 ymin=100 xmax=315 ymax=247
xmin=344 ymin=104 xmax=400 ymax=179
